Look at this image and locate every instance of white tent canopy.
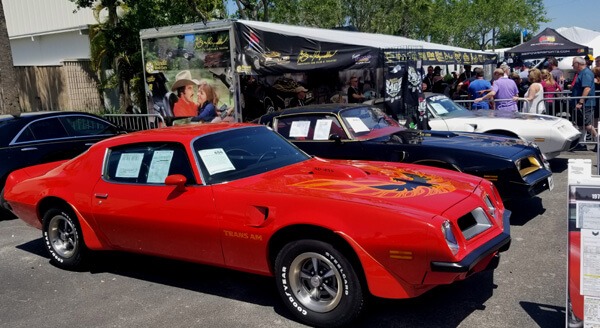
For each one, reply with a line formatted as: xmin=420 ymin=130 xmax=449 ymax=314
xmin=556 ymin=26 xmax=600 ymax=57
xmin=241 ymin=20 xmax=493 ymax=57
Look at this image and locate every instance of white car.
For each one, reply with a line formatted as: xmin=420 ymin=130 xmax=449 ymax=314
xmin=423 ymin=94 xmax=581 ymax=159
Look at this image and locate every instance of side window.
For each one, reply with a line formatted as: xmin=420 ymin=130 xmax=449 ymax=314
xmin=104 ymin=142 xmax=196 ymax=185
xmin=16 ymin=118 xmax=68 ymax=142
xmin=60 ymin=116 xmax=117 ymax=136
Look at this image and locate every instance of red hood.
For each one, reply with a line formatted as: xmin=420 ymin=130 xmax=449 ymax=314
xmin=248 ymin=158 xmax=482 ymax=215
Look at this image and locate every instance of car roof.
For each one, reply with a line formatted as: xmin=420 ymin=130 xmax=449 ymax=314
xmin=0 ymin=111 xmax=104 ymax=123
xmin=0 ymin=111 xmax=114 ymax=146
xmin=98 ymin=122 xmax=259 ymax=146
xmin=275 ymin=104 xmax=368 ymax=116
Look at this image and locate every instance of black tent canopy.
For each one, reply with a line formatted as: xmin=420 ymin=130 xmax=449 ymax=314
xmin=505 ymin=27 xmax=589 ymax=60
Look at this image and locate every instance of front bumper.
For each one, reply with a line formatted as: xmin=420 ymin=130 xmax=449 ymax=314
xmin=506 ymin=168 xmax=553 ymax=201
xmin=430 ymin=209 xmax=511 ymax=273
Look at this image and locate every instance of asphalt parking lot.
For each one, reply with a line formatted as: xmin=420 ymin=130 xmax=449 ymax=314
xmin=0 ymin=148 xmax=596 ymax=328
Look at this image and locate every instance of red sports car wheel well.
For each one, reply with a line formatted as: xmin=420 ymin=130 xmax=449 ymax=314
xmin=267 ymin=225 xmax=366 ymax=284
xmin=37 ymin=197 xmax=73 ymax=225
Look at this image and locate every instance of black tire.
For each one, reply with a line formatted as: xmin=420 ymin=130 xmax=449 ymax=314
xmin=42 ymin=208 xmax=87 ymax=270
xmin=274 ymin=240 xmax=364 ymax=327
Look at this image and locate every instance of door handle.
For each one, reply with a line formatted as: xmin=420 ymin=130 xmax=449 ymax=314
xmin=94 ymin=193 xmax=108 ymax=199
xmin=85 ymin=143 xmax=94 ymax=146
xmin=21 ymin=147 xmax=38 ymax=151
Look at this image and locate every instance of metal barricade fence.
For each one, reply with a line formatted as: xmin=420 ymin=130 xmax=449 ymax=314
xmin=103 ymin=113 xmax=165 ymax=132
xmin=534 ymin=94 xmax=600 ymax=146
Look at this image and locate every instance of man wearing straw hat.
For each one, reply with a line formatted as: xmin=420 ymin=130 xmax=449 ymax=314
xmin=171 ymin=70 xmax=200 ymax=117
xmin=289 ymin=86 xmax=308 ymax=107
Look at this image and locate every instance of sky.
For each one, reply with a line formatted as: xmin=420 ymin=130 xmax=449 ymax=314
xmin=538 ymin=0 xmax=599 ymax=33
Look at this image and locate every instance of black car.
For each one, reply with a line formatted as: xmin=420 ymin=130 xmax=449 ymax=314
xmin=0 ymin=112 xmax=124 ymax=216
xmin=258 ymin=104 xmax=553 ymax=201
xmin=166 ymin=47 xmax=195 ymax=60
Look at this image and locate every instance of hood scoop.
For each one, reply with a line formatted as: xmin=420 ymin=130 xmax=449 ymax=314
xmin=309 ymin=163 xmax=369 ymax=179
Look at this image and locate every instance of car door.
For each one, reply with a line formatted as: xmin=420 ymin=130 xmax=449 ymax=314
xmin=5 ymin=117 xmax=74 ymax=174
xmin=4 ymin=115 xmax=119 ymax=178
xmin=425 ymin=107 xmax=451 ymax=131
xmin=91 ymin=142 xmax=224 ymax=265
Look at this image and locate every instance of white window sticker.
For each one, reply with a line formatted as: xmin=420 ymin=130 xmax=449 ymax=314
xmin=430 ymin=103 xmax=449 ymax=115
xmin=289 ymin=120 xmax=311 ymax=137
xmin=115 ymin=153 xmax=144 ymax=178
xmin=577 ymin=201 xmax=600 ymax=230
xmin=313 ymin=119 xmax=333 ymax=140
xmin=147 ymin=150 xmax=174 ymax=183
xmin=346 ymin=117 xmax=370 ymax=133
xmin=198 ymin=148 xmax=235 ymax=175
xmin=581 ymin=228 xmax=600 ymax=297
xmin=584 ymin=296 xmax=600 ymax=325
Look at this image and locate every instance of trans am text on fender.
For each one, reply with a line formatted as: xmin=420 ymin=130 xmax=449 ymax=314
xmin=5 ymin=124 xmax=511 ymax=327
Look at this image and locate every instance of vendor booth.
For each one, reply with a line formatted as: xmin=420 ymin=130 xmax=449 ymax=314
xmin=140 ymin=20 xmax=497 ymax=122
xmin=504 ymin=27 xmax=589 ymax=64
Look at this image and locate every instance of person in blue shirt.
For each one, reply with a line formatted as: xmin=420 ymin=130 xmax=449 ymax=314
xmin=191 ymin=83 xmax=218 ymax=123
xmin=468 ymin=68 xmax=492 ymax=109
xmin=571 ymin=56 xmax=597 ymax=147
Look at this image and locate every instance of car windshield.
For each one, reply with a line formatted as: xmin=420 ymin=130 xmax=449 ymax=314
xmin=427 ymin=95 xmax=468 ymax=117
xmin=193 ymin=126 xmax=310 ymax=184
xmin=339 ymin=106 xmax=403 ymax=140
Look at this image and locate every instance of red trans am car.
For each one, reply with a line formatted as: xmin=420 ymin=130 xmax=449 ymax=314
xmin=4 ymin=124 xmax=511 ymax=327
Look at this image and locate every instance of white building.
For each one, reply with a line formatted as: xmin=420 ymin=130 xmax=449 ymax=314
xmin=3 ymin=0 xmax=103 ymax=111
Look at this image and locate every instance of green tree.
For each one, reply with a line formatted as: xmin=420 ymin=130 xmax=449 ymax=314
xmin=232 ymin=0 xmax=271 ymax=21
xmin=426 ymin=0 xmax=547 ymax=50
xmin=497 ymin=29 xmax=532 ymax=49
xmin=270 ymin=0 xmax=345 ymax=28
xmin=70 ymin=0 xmax=225 ymax=112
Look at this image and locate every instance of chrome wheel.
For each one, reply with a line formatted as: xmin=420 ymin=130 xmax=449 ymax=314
xmin=47 ymin=214 xmax=78 ymax=259
xmin=288 ymin=252 xmax=343 ymax=313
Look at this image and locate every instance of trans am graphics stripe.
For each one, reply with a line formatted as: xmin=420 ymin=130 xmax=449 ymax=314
xmin=292 ymin=172 xmax=456 ymax=199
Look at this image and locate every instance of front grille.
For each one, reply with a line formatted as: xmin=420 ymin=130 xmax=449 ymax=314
xmin=457 ymin=208 xmax=492 ymax=240
xmin=458 ymin=212 xmax=477 ymax=231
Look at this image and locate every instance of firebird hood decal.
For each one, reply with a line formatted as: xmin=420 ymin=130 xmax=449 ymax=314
xmin=291 ymin=171 xmax=455 ymax=199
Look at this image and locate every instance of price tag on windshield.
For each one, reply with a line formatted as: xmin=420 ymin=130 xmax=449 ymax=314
xmin=346 ymin=117 xmax=370 ymax=133
xmin=314 ymin=119 xmax=333 ymax=140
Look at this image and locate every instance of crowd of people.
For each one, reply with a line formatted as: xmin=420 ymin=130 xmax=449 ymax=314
xmin=455 ymin=55 xmax=599 ymax=151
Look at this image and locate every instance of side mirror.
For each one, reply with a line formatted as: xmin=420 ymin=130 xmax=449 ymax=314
xmin=164 ymin=174 xmax=187 ymax=189
xmin=328 ymin=134 xmax=342 ymax=144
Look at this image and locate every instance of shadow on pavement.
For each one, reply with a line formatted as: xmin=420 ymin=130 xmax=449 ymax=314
xmin=549 ymin=158 xmax=568 ymax=173
xmin=0 ymin=208 xmax=17 ymax=221
xmin=520 ymin=301 xmax=566 ymax=328
xmin=505 ymin=197 xmax=545 ymax=226
xmin=16 ymin=237 xmax=500 ymax=327
xmin=352 ymin=271 xmax=497 ymax=327
xmin=15 ymin=238 xmax=48 ymax=258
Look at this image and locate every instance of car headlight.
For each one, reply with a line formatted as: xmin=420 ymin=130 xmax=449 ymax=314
xmin=442 ymin=220 xmax=459 ymax=256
